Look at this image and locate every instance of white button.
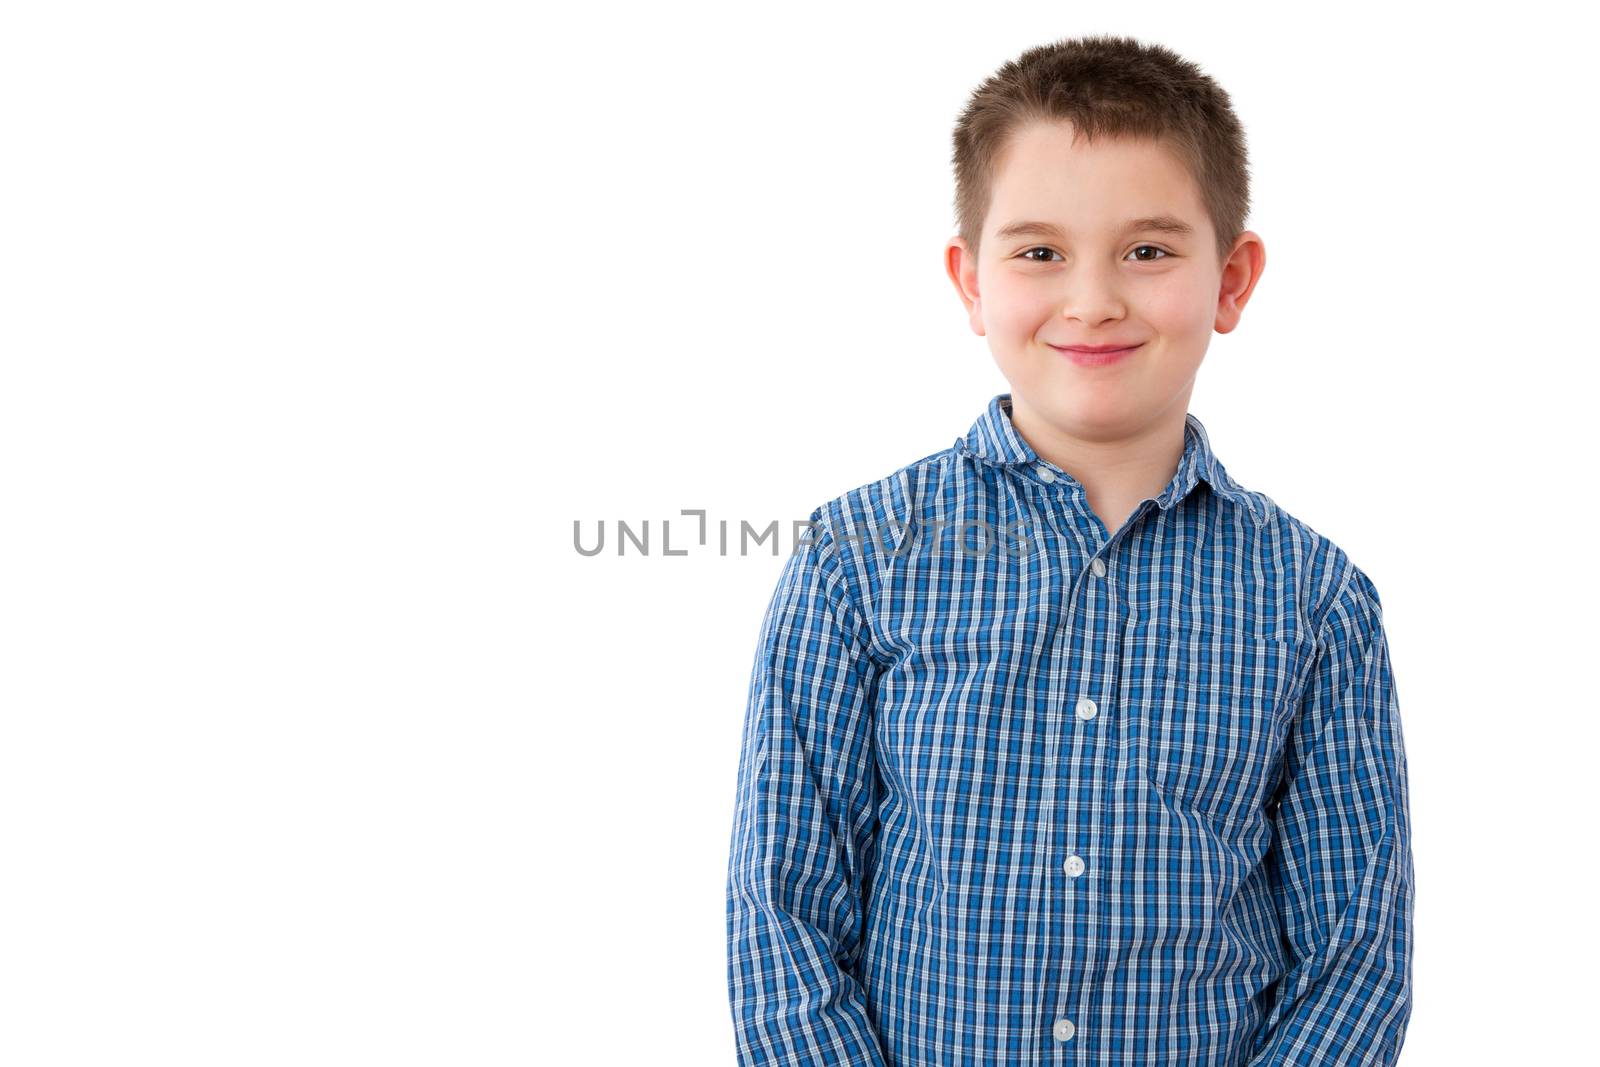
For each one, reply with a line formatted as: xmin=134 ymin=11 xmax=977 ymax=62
xmin=1090 ymin=557 xmax=1107 ymax=577
xmin=1064 ymin=855 xmax=1086 ymax=877
xmin=1036 ymin=465 xmax=1056 ymax=483
xmin=1075 ymin=697 xmax=1097 ymax=720
xmin=1052 ymin=1018 xmax=1076 ymax=1042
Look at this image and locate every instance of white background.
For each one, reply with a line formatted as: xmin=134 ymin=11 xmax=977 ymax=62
xmin=2 ymin=2 xmax=1594 ymax=1064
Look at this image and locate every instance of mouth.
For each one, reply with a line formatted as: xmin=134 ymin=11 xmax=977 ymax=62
xmin=1048 ymin=342 xmax=1144 ymax=367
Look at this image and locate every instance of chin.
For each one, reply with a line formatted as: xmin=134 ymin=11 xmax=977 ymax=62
xmin=1020 ymin=385 xmax=1112 ymax=417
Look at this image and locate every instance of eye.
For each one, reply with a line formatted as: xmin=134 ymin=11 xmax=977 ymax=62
xmin=1016 ymin=245 xmax=1174 ymax=264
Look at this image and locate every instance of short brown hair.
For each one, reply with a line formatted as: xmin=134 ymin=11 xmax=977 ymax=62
xmin=951 ymin=34 xmax=1251 ymax=266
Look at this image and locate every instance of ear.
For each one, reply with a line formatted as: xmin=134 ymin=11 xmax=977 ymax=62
xmin=1215 ymin=231 xmax=1266 ymax=335
xmin=945 ymin=236 xmax=985 ymax=337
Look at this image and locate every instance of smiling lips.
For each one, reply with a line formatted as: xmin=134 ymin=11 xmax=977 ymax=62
xmin=1049 ymin=342 xmax=1144 ymax=367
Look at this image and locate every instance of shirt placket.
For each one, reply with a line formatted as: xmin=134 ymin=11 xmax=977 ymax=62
xmin=1026 ymin=458 xmax=1158 ymax=1059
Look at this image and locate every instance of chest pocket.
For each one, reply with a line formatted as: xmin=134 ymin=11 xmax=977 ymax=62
xmin=1122 ymin=614 xmax=1299 ymax=832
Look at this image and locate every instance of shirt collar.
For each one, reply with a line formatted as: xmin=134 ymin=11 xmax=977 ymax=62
xmin=954 ymin=393 xmax=1265 ymax=525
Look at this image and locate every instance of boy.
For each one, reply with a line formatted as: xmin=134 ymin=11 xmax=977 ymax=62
xmin=725 ymin=34 xmax=1413 ymax=1067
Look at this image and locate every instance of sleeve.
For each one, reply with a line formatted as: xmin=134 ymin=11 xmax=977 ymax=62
xmin=1246 ymin=565 xmax=1416 ymax=1066
xmin=725 ymin=508 xmax=889 ymax=1067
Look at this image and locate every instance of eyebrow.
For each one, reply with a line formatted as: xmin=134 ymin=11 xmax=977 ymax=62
xmin=993 ymin=215 xmax=1196 ymax=242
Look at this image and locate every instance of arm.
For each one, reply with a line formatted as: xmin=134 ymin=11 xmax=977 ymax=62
xmin=1248 ymin=565 xmax=1416 ymax=1065
xmin=725 ymin=509 xmax=889 ymax=1067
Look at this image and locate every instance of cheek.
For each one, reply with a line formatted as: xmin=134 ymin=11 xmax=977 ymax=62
xmin=982 ymin=279 xmax=1055 ymax=334
xmin=1138 ymin=277 xmax=1214 ymax=333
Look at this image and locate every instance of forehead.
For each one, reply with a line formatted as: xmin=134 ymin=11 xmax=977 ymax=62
xmin=986 ymin=121 xmax=1209 ymax=239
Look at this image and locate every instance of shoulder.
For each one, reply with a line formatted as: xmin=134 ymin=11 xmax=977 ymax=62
xmin=803 ymin=444 xmax=958 ymax=551
xmin=1246 ymin=489 xmax=1384 ymax=636
xmin=786 ymin=443 xmax=962 ymax=615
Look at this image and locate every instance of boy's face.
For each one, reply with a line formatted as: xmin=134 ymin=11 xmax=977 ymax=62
xmin=946 ymin=121 xmax=1263 ymax=443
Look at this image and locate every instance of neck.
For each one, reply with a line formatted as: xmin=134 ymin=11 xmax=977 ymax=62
xmin=1007 ymin=395 xmax=1191 ymax=536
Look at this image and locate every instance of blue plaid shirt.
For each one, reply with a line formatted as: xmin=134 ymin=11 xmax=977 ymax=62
xmin=725 ymin=394 xmax=1414 ymax=1066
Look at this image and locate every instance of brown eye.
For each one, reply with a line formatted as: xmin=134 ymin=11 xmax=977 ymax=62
xmin=1128 ymin=245 xmax=1171 ymax=262
xmin=1019 ymin=247 xmax=1062 ymax=263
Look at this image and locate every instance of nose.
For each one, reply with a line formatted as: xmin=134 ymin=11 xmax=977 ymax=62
xmin=1055 ymin=262 xmax=1127 ymax=325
